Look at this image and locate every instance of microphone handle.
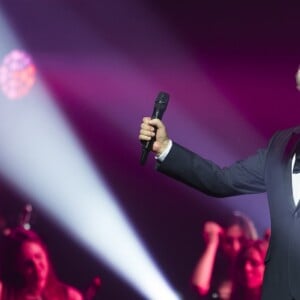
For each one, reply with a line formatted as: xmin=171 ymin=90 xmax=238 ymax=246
xmin=140 ymin=131 xmax=156 ymax=165
xmin=140 ymin=92 xmax=169 ymax=165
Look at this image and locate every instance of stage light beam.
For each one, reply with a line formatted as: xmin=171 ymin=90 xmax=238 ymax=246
xmin=0 ymin=6 xmax=182 ymax=299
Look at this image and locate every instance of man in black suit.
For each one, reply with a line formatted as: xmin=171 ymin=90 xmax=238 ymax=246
xmin=138 ymin=70 xmax=300 ymax=300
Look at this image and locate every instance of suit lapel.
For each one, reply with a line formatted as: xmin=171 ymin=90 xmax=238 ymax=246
xmin=283 ymin=130 xmax=300 ymax=164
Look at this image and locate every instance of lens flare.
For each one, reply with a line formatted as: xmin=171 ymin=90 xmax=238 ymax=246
xmin=0 ymin=49 xmax=36 ymax=100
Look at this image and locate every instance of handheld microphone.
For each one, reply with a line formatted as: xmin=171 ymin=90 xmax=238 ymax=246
xmin=140 ymin=91 xmax=169 ymax=165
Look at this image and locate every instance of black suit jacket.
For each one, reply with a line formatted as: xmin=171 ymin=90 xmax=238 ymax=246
xmin=157 ymin=126 xmax=300 ymax=300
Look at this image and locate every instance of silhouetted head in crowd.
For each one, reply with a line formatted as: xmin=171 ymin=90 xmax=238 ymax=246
xmin=221 ymin=211 xmax=258 ymax=261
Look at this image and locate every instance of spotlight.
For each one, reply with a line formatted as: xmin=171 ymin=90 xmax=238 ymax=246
xmin=0 ymin=49 xmax=36 ymax=100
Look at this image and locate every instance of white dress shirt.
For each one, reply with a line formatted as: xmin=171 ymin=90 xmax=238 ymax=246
xmin=292 ymin=154 xmax=300 ymax=206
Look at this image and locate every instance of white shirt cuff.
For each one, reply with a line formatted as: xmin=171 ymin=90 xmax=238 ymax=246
xmin=156 ymin=140 xmax=173 ymax=162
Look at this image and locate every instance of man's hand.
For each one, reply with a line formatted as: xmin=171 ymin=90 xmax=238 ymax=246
xmin=139 ymin=117 xmax=170 ymax=156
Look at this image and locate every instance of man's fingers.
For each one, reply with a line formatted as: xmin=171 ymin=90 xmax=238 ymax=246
xmin=141 ymin=123 xmax=155 ymax=131
xmin=149 ymin=118 xmax=162 ymax=128
xmin=139 ymin=135 xmax=151 ymax=144
xmin=139 ymin=133 xmax=152 ymax=140
xmin=140 ymin=128 xmax=155 ymax=136
xmin=142 ymin=116 xmax=151 ymax=123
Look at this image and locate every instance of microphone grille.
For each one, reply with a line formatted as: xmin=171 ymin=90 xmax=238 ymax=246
xmin=156 ymin=91 xmax=169 ymax=102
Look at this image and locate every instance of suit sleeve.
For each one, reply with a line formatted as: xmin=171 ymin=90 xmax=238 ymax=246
xmin=156 ymin=142 xmax=267 ymax=197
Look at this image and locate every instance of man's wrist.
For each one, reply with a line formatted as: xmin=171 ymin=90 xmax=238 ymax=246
xmin=156 ymin=140 xmax=173 ymax=162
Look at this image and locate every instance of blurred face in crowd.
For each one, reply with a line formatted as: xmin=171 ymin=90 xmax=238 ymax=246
xmin=217 ymin=279 xmax=233 ymax=300
xmin=221 ymin=224 xmax=246 ymax=259
xmin=241 ymin=247 xmax=265 ymax=289
xmin=16 ymin=241 xmax=49 ymax=294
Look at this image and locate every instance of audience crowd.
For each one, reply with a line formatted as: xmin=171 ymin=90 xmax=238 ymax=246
xmin=191 ymin=211 xmax=269 ymax=299
xmin=0 ymin=206 xmax=268 ymax=300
